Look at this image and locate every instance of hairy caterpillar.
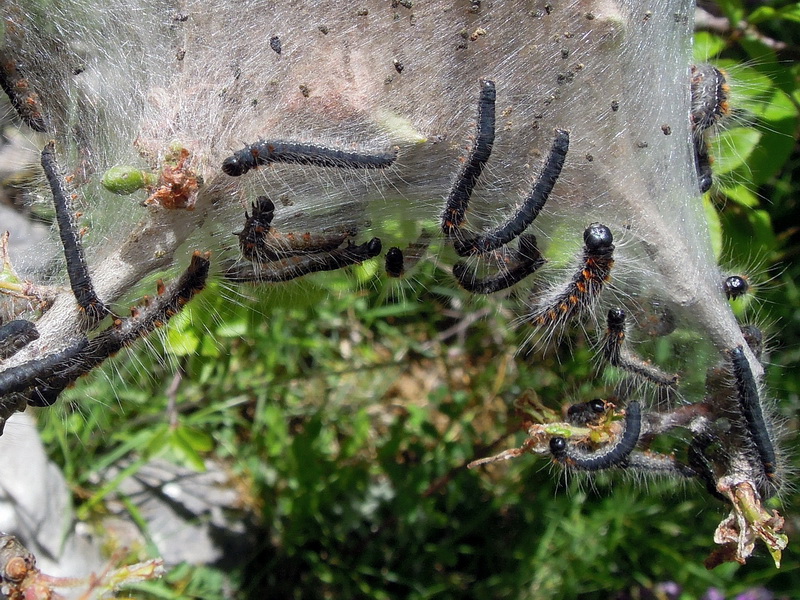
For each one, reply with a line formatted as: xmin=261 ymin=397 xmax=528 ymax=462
xmin=728 ymin=345 xmax=778 ymax=495
xmin=691 ymin=64 xmax=731 ymax=133
xmin=224 ymin=238 xmax=382 ymax=283
xmin=602 ymin=308 xmax=678 ymax=387
xmin=441 ymin=79 xmax=496 ymax=237
xmin=690 ymin=64 xmax=731 ymax=193
xmin=550 ymin=401 xmax=642 ymax=471
xmin=384 ymin=232 xmax=432 ymax=279
xmin=384 ymin=247 xmax=405 ymax=278
xmin=453 ymin=129 xmax=569 ymax=256
xmin=526 ymin=223 xmax=614 ymax=329
xmin=565 ymin=397 xmax=611 ymax=426
xmin=452 ymin=234 xmax=545 ymax=294
xmin=40 ymin=142 xmax=108 ymax=323
xmin=723 ymin=274 xmax=750 ymax=300
xmin=0 ymin=49 xmax=46 ymax=132
xmin=237 ymin=196 xmax=356 ymax=262
xmin=0 ymin=252 xmax=209 ymax=405
xmin=0 ymin=320 xmax=39 ymax=360
xmin=222 ymin=140 xmax=397 ymax=177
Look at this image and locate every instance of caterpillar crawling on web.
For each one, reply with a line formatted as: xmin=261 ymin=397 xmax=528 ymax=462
xmin=0 ymin=0 xmax=793 ymax=588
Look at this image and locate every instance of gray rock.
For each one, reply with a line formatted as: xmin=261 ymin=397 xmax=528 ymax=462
xmin=105 ymin=458 xmax=257 ymax=567
xmin=0 ymin=413 xmax=104 ymax=588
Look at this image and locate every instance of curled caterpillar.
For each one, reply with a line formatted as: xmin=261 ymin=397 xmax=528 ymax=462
xmin=549 ymin=401 xmax=642 ymax=471
xmin=454 ymin=129 xmax=569 ymax=256
xmin=452 ymin=234 xmax=544 ymax=294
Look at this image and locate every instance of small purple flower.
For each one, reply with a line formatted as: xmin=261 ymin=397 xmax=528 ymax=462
xmin=702 ymin=589 xmax=725 ymax=600
xmin=655 ymin=581 xmax=682 ymax=600
xmin=735 ymin=588 xmax=773 ymax=600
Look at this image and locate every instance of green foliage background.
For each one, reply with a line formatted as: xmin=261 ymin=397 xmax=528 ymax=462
xmin=33 ymin=2 xmax=800 ymax=598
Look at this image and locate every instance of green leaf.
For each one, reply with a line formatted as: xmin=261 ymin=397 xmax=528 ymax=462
xmin=174 ymin=424 xmax=214 ymax=452
xmin=712 ymin=127 xmax=761 ymax=174
xmin=716 ymin=0 xmax=745 ymax=23
xmin=170 ymin=425 xmax=211 ymax=471
xmin=722 ymin=182 xmax=760 ymax=208
xmin=703 ymin=196 xmax=724 ymax=259
xmin=762 ymin=87 xmax=798 ymax=122
xmin=748 ymin=5 xmax=800 ymax=25
xmin=214 ymin=318 xmax=250 ymax=338
xmin=199 ymin=333 xmax=221 ymax=357
xmin=693 ymin=32 xmax=727 ymax=61
xmin=166 ymin=326 xmax=200 ymax=356
xmin=748 ymin=7 xmax=777 ymax=24
xmin=77 ymin=455 xmax=150 ymax=520
xmin=746 ymin=209 xmax=774 ymax=247
xmin=736 ymin=96 xmax=797 ymax=185
xmin=143 ymin=423 xmax=172 ymax=455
